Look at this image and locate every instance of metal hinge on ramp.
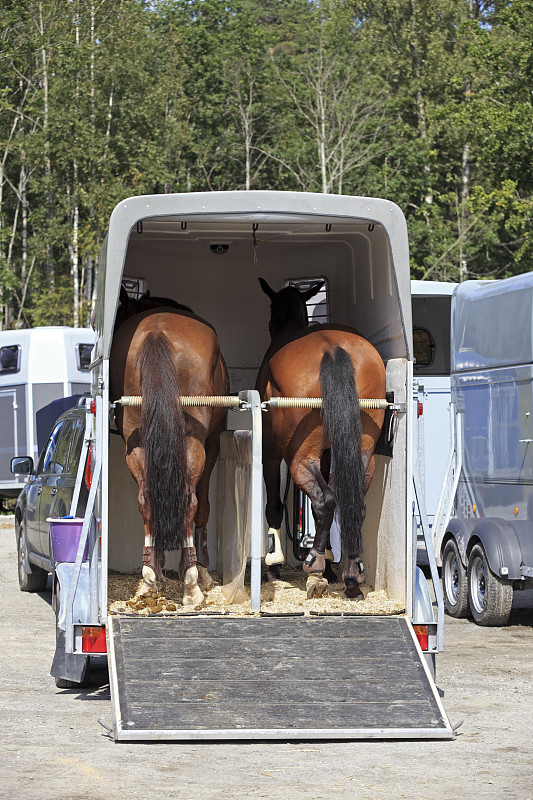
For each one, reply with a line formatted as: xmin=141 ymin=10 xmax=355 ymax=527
xmin=107 ymin=614 xmax=452 ymax=742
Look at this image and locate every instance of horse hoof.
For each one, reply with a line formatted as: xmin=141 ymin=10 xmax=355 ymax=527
xmin=197 ymin=566 xmax=214 ymax=592
xmin=182 ymin=585 xmax=205 ymax=607
xmin=139 ymin=565 xmax=159 ymax=595
xmin=306 ymin=573 xmax=329 ymax=599
xmin=343 ymin=580 xmax=364 ymax=601
xmin=263 ymin=564 xmax=281 ymax=583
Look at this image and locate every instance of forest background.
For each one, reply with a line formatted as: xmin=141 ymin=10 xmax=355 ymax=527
xmin=1 ymin=0 xmax=532 ymax=329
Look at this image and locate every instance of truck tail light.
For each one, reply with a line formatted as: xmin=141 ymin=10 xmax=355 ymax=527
xmin=413 ymin=624 xmax=429 ymax=651
xmin=82 ymin=626 xmax=107 ymax=653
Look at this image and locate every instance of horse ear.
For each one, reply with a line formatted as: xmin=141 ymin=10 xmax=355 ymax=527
xmin=301 ymin=281 xmax=325 ymax=302
xmin=119 ymin=285 xmax=129 ymax=305
xmin=259 ymin=278 xmax=277 ymax=300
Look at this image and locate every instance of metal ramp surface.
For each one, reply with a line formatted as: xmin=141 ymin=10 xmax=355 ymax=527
xmin=107 ymin=614 xmax=453 ymax=741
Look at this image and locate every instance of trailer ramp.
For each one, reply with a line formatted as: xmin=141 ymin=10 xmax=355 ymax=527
xmin=107 ymin=614 xmax=452 ymax=741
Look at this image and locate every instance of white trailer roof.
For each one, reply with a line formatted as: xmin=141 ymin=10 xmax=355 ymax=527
xmin=411 ymin=280 xmax=457 ymax=297
xmin=93 ymin=191 xmax=413 ymax=364
xmin=452 ymin=273 xmax=533 ymax=371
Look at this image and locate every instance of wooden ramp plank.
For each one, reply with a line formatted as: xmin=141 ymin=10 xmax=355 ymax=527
xmin=108 ymin=615 xmax=452 ymax=741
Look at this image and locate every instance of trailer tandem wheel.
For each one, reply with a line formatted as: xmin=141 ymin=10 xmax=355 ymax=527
xmin=467 ymin=543 xmax=513 ymax=626
xmin=442 ymin=538 xmax=469 ymax=618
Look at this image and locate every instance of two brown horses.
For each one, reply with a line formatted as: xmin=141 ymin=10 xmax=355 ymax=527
xmin=110 ymin=298 xmax=229 ymax=605
xmin=109 ymin=280 xmax=385 ymax=606
xmin=256 ymin=279 xmax=386 ymax=600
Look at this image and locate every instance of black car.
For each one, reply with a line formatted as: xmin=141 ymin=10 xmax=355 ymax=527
xmin=11 ymin=404 xmax=89 ymax=593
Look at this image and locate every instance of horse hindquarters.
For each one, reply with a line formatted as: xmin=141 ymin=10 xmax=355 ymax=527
xmin=136 ymin=331 xmax=209 ymax=604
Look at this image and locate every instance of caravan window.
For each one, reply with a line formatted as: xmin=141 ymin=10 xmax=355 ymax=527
xmin=283 ymin=277 xmax=329 ymax=324
xmin=76 ymin=343 xmax=93 ymax=371
xmin=0 ymin=345 xmax=21 ymax=374
xmin=413 ymin=328 xmax=435 ymax=367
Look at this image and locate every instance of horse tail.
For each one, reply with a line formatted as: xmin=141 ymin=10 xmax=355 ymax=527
xmin=137 ymin=331 xmax=188 ymax=553
xmin=319 ymin=345 xmax=365 ymax=557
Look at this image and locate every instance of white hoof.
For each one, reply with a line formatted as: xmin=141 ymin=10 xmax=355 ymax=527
xmin=138 ymin=565 xmax=158 ymax=595
xmin=182 ymin=566 xmax=205 ymax=607
xmin=198 ymin=565 xmax=214 ymax=592
xmin=182 ymin=585 xmax=205 ymax=607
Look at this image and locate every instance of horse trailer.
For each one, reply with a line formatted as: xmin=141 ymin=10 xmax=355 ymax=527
xmin=432 ymin=273 xmax=533 ymax=625
xmin=0 ymin=327 xmax=94 ymax=499
xmin=37 ymin=191 xmax=452 ymax=740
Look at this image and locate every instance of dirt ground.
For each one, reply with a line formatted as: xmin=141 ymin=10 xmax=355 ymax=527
xmin=2 ymin=516 xmax=532 ymax=800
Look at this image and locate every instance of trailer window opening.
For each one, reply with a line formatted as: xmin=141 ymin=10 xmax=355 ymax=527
xmin=0 ymin=345 xmax=21 ymax=374
xmin=121 ymin=276 xmax=148 ymax=300
xmin=284 ymin=277 xmax=329 ymax=324
xmin=413 ymin=328 xmax=435 ymax=367
xmin=76 ymin=343 xmax=94 ymax=371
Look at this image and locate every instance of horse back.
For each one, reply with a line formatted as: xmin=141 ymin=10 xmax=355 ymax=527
xmin=110 ymin=309 xmax=228 ymax=401
xmin=261 ymin=327 xmax=385 ymax=400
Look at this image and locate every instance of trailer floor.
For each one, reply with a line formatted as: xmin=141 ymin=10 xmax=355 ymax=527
xmin=107 ymin=614 xmax=452 ymax=741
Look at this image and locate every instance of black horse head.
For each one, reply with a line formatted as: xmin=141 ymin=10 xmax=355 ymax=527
xmin=259 ymin=278 xmax=324 ymax=337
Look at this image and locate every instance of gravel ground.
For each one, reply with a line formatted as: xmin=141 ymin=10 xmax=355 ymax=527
xmin=2 ymin=516 xmax=532 ymax=800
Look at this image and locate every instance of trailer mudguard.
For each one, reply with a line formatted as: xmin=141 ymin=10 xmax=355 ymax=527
xmin=50 ymin=628 xmax=89 ymax=684
xmin=50 ymin=564 xmax=92 ymax=683
xmin=445 ymin=518 xmax=531 ymax=580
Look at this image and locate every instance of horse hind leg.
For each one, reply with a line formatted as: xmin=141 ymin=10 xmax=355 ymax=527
xmin=179 ymin=440 xmax=208 ymax=607
xmin=263 ymin=453 xmax=284 ymax=582
xmin=342 ymin=447 xmax=376 ymax=601
xmin=292 ymin=460 xmax=335 ymax=599
xmin=126 ymin=448 xmax=165 ymax=596
xmin=192 ymin=426 xmax=224 ymax=593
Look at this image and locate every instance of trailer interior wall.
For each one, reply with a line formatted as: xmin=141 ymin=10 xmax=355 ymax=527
xmin=98 ymin=195 xmax=413 ymax=608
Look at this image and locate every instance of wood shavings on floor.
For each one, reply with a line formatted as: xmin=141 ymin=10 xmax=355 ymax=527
xmin=108 ymin=565 xmax=405 ymax=617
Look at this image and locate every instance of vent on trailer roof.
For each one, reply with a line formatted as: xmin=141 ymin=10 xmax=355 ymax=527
xmin=284 ymin=277 xmax=329 ymax=324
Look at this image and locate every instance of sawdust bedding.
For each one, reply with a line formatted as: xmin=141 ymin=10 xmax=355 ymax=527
xmin=108 ymin=565 xmax=405 ymax=617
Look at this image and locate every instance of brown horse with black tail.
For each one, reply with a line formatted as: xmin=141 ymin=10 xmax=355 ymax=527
xmin=110 ymin=304 xmax=229 ymax=606
xmin=256 ymin=279 xmax=386 ymax=600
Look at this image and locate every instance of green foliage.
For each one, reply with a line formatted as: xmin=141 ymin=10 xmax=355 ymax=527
xmin=1 ymin=0 xmax=532 ymax=331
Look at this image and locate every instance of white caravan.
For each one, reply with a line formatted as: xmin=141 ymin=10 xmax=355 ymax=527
xmin=0 ymin=327 xmax=94 ymax=497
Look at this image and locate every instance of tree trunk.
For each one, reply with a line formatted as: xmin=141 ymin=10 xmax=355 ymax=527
xmin=39 ymin=2 xmax=54 ymax=286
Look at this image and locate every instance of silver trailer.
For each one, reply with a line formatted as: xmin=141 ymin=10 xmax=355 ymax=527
xmin=434 ymin=273 xmax=533 ymax=625
xmin=0 ymin=326 xmax=94 ymax=498
xmin=54 ymin=191 xmax=452 ymax=740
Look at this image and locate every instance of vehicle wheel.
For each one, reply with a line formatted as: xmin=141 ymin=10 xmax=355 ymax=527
xmin=442 ymin=538 xmax=469 ymax=618
xmin=16 ymin=519 xmax=48 ymax=592
xmin=55 ymin=675 xmax=90 ymax=690
xmin=467 ymin=543 xmax=513 ymax=626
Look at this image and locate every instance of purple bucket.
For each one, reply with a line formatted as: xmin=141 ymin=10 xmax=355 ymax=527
xmin=48 ymin=517 xmax=88 ymax=563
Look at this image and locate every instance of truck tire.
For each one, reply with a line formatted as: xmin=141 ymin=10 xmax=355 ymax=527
xmin=467 ymin=543 xmax=513 ymax=626
xmin=442 ymin=539 xmax=469 ymax=618
xmin=16 ymin=519 xmax=48 ymax=593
